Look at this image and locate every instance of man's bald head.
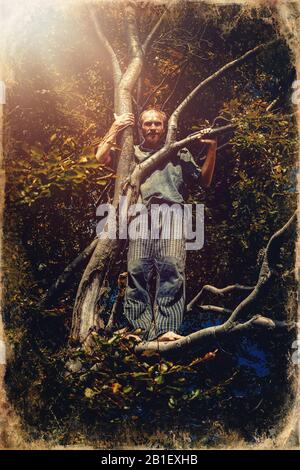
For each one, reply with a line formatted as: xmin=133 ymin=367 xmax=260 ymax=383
xmin=139 ymin=108 xmax=168 ymax=148
xmin=139 ymin=109 xmax=167 ymax=127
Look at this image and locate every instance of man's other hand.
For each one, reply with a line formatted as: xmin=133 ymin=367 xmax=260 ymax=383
xmin=199 ymin=138 xmax=217 ymax=147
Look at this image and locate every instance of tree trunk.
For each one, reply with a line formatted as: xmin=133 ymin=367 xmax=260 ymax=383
xmin=70 ymin=2 xmax=142 ymax=343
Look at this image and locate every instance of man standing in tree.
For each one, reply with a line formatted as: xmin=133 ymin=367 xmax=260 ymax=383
xmin=96 ymin=108 xmax=217 ymax=342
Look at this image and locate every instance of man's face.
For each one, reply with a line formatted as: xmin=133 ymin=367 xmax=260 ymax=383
xmin=141 ymin=110 xmax=165 ymax=148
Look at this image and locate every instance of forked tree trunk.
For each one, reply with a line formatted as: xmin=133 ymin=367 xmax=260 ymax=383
xmin=70 ymin=2 xmax=142 ymax=343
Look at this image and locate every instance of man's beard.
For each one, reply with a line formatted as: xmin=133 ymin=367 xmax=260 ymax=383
xmin=145 ymin=134 xmax=161 ymax=148
xmin=146 ymin=130 xmax=159 ymax=136
xmin=145 ymin=129 xmax=162 ymax=141
xmin=141 ymin=130 xmax=165 ymax=149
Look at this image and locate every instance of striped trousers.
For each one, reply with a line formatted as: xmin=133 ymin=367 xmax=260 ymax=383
xmin=123 ymin=203 xmax=186 ymax=341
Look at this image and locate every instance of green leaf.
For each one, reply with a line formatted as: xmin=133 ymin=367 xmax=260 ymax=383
xmin=154 ymin=374 xmax=164 ymax=384
xmin=159 ymin=363 xmax=169 ymax=373
xmin=84 ymin=388 xmax=95 ymax=399
xmin=168 ymin=397 xmax=177 ymax=409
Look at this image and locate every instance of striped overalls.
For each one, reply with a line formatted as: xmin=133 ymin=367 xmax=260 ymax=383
xmin=123 ymin=205 xmax=186 ymax=341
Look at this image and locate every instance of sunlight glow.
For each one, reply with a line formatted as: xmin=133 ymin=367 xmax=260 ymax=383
xmin=0 ymin=0 xmax=90 ymax=58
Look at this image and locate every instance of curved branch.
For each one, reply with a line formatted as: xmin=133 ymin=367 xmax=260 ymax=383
xmin=112 ymin=2 xmax=144 ymax=204
xmin=124 ymin=16 xmax=276 ymax=199
xmin=171 ymin=124 xmax=235 ymax=150
xmin=230 ymin=210 xmax=297 ymax=323
xmin=41 ymin=238 xmax=98 ymax=307
xmin=187 ymin=283 xmax=254 ymax=312
xmin=166 ymin=39 xmax=280 ymax=143
xmin=135 ymin=211 xmax=297 ymax=356
xmin=135 ymin=315 xmax=294 ymax=356
xmin=88 ymin=7 xmax=122 ymax=88
xmin=142 ymin=2 xmax=175 ymax=53
xmin=125 ymin=34 xmax=277 ymax=201
xmin=197 ymin=305 xmax=232 ymax=314
xmin=118 ymin=2 xmax=143 ymax=96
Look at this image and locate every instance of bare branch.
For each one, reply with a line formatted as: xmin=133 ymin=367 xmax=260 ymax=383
xmin=127 ymin=124 xmax=235 ymax=198
xmin=123 ymin=17 xmax=278 ymax=200
xmin=88 ymin=7 xmax=122 ymax=88
xmin=230 ymin=210 xmax=297 ymax=324
xmin=266 ymin=97 xmax=280 ymax=112
xmin=142 ymin=3 xmax=174 ymax=53
xmin=171 ymin=124 xmax=235 ymax=150
xmin=112 ymin=2 xmax=144 ymax=203
xmin=166 ymin=39 xmax=280 ymax=143
xmin=136 ymin=76 xmax=144 ymax=141
xmin=187 ymin=283 xmax=254 ymax=312
xmin=135 ymin=315 xmax=294 ymax=356
xmin=197 ymin=305 xmax=232 ymax=314
xmin=142 ymin=15 xmax=165 ymax=54
xmin=135 ymin=211 xmax=296 ymax=356
xmin=124 ymin=122 xmax=234 ymax=200
xmin=118 ymin=3 xmax=143 ymax=97
xmin=41 ymin=238 xmax=99 ymax=307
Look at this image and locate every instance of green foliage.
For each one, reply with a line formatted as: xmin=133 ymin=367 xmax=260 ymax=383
xmin=62 ymin=332 xmax=231 ymax=426
xmin=224 ymin=96 xmax=296 ymax=267
xmin=186 ymin=94 xmax=296 ymax=298
xmin=8 ymin=140 xmax=113 ymax=206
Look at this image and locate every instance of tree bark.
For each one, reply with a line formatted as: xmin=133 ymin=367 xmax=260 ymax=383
xmin=70 ymin=1 xmax=143 ymax=343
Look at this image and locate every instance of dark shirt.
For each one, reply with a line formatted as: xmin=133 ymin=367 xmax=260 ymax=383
xmin=134 ymin=143 xmax=202 ymax=207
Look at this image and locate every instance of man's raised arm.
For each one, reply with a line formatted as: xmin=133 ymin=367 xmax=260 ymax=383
xmin=199 ymin=139 xmax=217 ymax=188
xmin=95 ymin=112 xmax=135 ymax=165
